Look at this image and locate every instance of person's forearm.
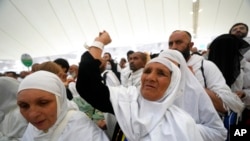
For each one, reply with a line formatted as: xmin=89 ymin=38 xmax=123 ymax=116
xmin=89 ymin=47 xmax=102 ymax=60
xmin=76 ymin=31 xmax=114 ymax=113
xmin=205 ymin=88 xmax=227 ymax=114
xmin=76 ymin=52 xmax=114 ymax=113
xmin=88 ymin=30 xmax=112 ymax=60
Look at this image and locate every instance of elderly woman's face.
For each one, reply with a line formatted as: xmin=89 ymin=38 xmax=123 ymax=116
xmin=141 ymin=62 xmax=171 ymax=101
xmin=17 ymin=89 xmax=57 ymax=131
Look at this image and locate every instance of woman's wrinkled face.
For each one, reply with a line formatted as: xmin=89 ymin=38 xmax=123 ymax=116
xmin=141 ymin=62 xmax=171 ymax=101
xmin=17 ymin=89 xmax=57 ymax=131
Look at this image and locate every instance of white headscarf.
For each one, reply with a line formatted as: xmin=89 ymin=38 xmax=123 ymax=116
xmin=131 ymin=57 xmax=182 ymax=136
xmin=146 ymin=57 xmax=183 ymax=102
xmin=158 ymin=49 xmax=207 ymax=108
xmin=17 ymin=70 xmax=76 ymax=140
xmin=159 ymin=49 xmax=228 ymax=141
xmin=109 ymin=57 xmax=203 ymax=140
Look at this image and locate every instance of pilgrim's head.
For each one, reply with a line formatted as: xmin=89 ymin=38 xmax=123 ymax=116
xmin=140 ymin=57 xmax=181 ymax=101
xmin=17 ymin=71 xmax=68 ymax=131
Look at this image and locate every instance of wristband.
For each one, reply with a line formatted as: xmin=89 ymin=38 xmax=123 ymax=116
xmin=90 ymin=41 xmax=104 ymax=50
xmin=83 ymin=42 xmax=89 ymax=50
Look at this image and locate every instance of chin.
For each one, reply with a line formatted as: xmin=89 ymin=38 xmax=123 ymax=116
xmin=33 ymin=123 xmax=51 ymax=131
xmin=35 ymin=125 xmax=48 ymax=130
xmin=141 ymin=93 xmax=154 ymax=101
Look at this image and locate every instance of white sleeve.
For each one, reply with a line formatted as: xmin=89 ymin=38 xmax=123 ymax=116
xmin=203 ymin=60 xmax=244 ymax=114
xmin=120 ymin=68 xmax=131 ymax=87
xmin=106 ymin=71 xmax=121 ymax=86
xmin=242 ymin=61 xmax=250 ymax=108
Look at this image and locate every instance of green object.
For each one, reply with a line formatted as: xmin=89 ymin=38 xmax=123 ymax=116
xmin=21 ymin=53 xmax=33 ymax=67
xmin=72 ymin=96 xmax=104 ymax=122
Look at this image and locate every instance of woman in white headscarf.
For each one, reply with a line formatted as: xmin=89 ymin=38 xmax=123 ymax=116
xmin=158 ymin=49 xmax=228 ymax=141
xmin=110 ymin=57 xmax=204 ymax=140
xmin=17 ymin=71 xmax=109 ymax=141
xmin=0 ymin=77 xmax=28 ymax=141
xmin=76 ymin=31 xmax=204 ymax=141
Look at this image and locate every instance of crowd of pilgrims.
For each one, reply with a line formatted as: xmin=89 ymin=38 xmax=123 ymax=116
xmin=1 ymin=22 xmax=250 ymax=141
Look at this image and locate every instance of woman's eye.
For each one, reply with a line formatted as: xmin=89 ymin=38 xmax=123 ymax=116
xmin=39 ymin=100 xmax=49 ymax=106
xmin=157 ymin=70 xmax=170 ymax=77
xmin=158 ymin=71 xmax=165 ymax=76
xmin=18 ymin=103 xmax=29 ymax=109
xmin=157 ymin=72 xmax=167 ymax=77
xmin=143 ymin=68 xmax=151 ymax=74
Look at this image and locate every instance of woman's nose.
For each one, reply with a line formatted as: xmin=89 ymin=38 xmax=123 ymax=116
xmin=28 ymin=106 xmax=40 ymax=119
xmin=146 ymin=72 xmax=156 ymax=81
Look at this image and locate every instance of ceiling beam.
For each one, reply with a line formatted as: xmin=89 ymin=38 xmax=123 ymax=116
xmin=192 ymin=0 xmax=199 ymax=38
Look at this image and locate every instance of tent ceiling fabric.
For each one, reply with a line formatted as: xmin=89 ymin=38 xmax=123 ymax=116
xmin=0 ymin=0 xmax=250 ymax=61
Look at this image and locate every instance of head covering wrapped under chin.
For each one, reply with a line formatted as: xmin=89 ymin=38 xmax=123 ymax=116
xmin=145 ymin=57 xmax=183 ymax=102
xmin=158 ymin=49 xmax=186 ymax=93
xmin=17 ymin=70 xmax=70 ymax=131
xmin=113 ymin=56 xmax=184 ymax=140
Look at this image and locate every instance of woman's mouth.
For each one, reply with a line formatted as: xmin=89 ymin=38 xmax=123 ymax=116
xmin=144 ymin=84 xmax=155 ymax=89
xmin=33 ymin=119 xmax=46 ymax=128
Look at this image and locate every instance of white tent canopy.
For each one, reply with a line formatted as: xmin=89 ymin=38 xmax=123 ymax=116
xmin=0 ymin=0 xmax=250 ymax=72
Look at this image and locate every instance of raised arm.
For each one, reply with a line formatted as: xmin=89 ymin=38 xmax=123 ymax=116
xmin=76 ymin=31 xmax=114 ymax=114
xmin=89 ymin=31 xmax=112 ymax=59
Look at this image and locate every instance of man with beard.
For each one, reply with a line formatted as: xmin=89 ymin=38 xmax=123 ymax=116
xmin=229 ymin=23 xmax=248 ymax=39
xmin=168 ymin=30 xmax=244 ymax=141
xmin=229 ymin=23 xmax=250 ymax=61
